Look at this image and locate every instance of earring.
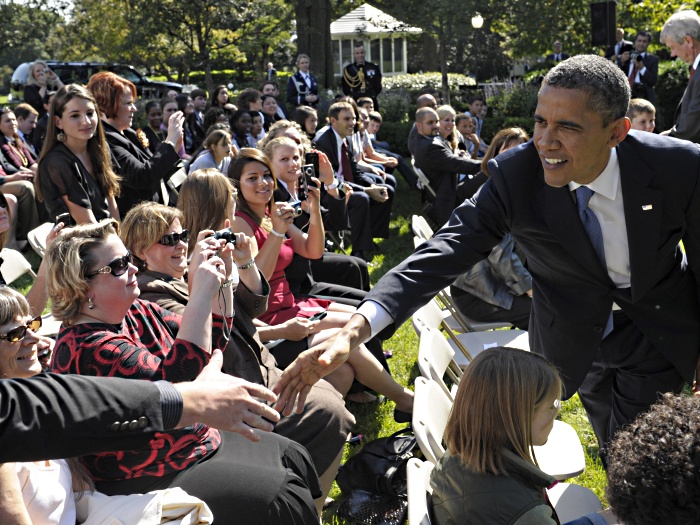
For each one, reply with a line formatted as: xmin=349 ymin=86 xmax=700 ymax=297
xmin=88 ymin=297 xmax=94 ymax=309
xmin=57 ymin=131 xmax=66 ymax=143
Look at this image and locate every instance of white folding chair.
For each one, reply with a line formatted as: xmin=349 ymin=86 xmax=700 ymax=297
xmin=437 ymin=285 xmax=513 ymax=333
xmin=450 ymin=329 xmax=529 ymax=367
xmin=411 ymin=157 xmax=437 ymax=198
xmin=27 ymin=222 xmax=54 ymax=258
xmin=548 ymin=482 xmax=603 ymax=523
xmin=411 ymin=214 xmax=434 ymax=240
xmin=407 ymin=458 xmax=434 ymax=525
xmin=0 ymin=248 xmax=37 ymax=284
xmin=534 ymin=420 xmax=587 ymax=481
xmin=412 ymin=377 xmax=452 ymax=464
xmin=417 ymin=327 xmax=462 ymax=400
xmin=37 ymin=313 xmax=62 ymax=338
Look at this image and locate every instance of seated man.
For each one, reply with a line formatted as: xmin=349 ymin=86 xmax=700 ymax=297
xmin=407 ymin=93 xmax=438 ymax=156
xmin=13 ymin=104 xmax=39 ymax=160
xmin=314 ymin=101 xmax=392 ymax=261
xmin=412 ymin=107 xmax=483 ymax=226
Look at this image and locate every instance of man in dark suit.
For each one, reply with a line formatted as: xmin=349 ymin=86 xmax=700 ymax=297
xmin=605 ymin=28 xmax=633 ymax=65
xmin=661 ymin=10 xmax=700 ymax=143
xmin=342 ymin=43 xmax=382 ymax=110
xmin=412 ymin=107 xmax=484 ymax=226
xmin=621 ymin=31 xmax=658 ymax=105
xmin=286 ymin=54 xmax=319 ymax=108
xmin=276 ymin=55 xmax=700 ymax=464
xmin=545 ymin=41 xmax=570 ymax=63
xmin=314 ymin=101 xmax=392 ymax=260
xmin=0 ymin=350 xmax=281 ymax=462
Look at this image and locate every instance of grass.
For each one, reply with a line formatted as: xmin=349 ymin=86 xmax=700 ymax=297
xmin=320 ymin=174 xmax=608 ymax=524
xmin=9 ymin=173 xmax=607 ymax=523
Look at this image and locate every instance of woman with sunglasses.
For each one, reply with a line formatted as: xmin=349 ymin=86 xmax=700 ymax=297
xmin=46 ymin=219 xmax=320 ymax=524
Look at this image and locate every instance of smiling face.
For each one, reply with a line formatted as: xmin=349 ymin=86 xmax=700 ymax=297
xmin=147 ymin=104 xmax=163 ymax=128
xmin=0 ymin=315 xmax=43 ymax=379
xmin=270 ymin=144 xmax=301 ymax=185
xmin=262 ymin=97 xmax=278 ymax=117
xmin=439 ymin=114 xmax=455 ymax=138
xmin=531 ymin=396 xmax=560 ymax=446
xmin=56 ymin=97 xmax=98 ymax=145
xmin=140 ymin=218 xmax=188 ymax=279
xmin=330 ymin=108 xmax=356 ymax=138
xmin=86 ymin=234 xmax=140 ymax=315
xmin=32 ymin=63 xmax=47 ymax=85
xmin=416 ymin=109 xmax=439 ymax=138
xmin=305 ymin=114 xmax=318 ymax=135
xmin=113 ymin=89 xmax=137 ymax=131
xmin=239 ymin=161 xmax=274 ymax=208
xmin=533 ymin=85 xmax=629 ymax=187
xmin=0 ymin=111 xmax=18 ymax=139
xmin=234 ymin=113 xmax=252 ymax=136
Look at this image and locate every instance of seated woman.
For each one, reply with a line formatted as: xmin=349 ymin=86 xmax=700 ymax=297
xmin=226 ymin=149 xmax=413 ymax=417
xmin=261 ymin=94 xmax=281 ymax=132
xmin=46 ymin=219 xmax=320 ymax=524
xmin=37 ymin=84 xmax=122 ymax=224
xmin=142 ymin=100 xmax=165 ymax=154
xmin=293 ymin=105 xmax=318 ymax=140
xmin=0 ymin=287 xmax=90 ymax=525
xmin=23 ymin=60 xmax=64 ymax=118
xmin=0 ymin=150 xmax=38 ymax=247
xmin=187 ymin=129 xmax=233 ymax=175
xmin=430 ymin=347 xmax=563 ymax=525
xmin=0 ymin=107 xmax=38 ymax=175
xmin=449 ymin=127 xmax=532 ymax=330
xmin=121 ymin=199 xmax=354 ymax=515
xmin=86 ymin=72 xmax=183 ymax=217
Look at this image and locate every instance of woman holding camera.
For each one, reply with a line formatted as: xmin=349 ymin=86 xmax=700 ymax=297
xmin=23 ymin=60 xmax=64 ymax=118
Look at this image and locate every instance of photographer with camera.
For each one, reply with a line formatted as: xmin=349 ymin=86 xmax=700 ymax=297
xmin=620 ymin=31 xmax=658 ymax=105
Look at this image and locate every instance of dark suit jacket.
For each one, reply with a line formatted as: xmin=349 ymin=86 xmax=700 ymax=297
xmin=622 ymin=53 xmax=658 ymax=105
xmin=314 ymin=129 xmax=376 ymax=189
xmin=670 ymin=70 xmax=700 ymax=143
xmin=102 ymin=122 xmax=181 ymax=216
xmin=545 ymin=53 xmax=570 ymax=62
xmin=0 ymin=374 xmax=163 ymax=462
xmin=286 ymin=71 xmax=318 ymax=107
xmin=366 ymin=133 xmax=700 ymax=396
xmin=605 ymin=39 xmax=632 ymax=60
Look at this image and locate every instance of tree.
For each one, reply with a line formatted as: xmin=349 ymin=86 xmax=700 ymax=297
xmin=293 ymin=0 xmax=334 ymax=88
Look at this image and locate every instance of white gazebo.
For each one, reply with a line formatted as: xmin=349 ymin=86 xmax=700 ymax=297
xmin=330 ymin=3 xmax=422 ymax=79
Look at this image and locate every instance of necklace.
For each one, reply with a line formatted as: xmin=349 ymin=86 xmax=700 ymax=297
xmin=148 ymin=124 xmax=165 ymax=142
xmin=6 ymin=142 xmax=29 ymax=167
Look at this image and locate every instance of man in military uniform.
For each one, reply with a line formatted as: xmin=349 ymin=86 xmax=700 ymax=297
xmin=342 ymin=42 xmax=383 ymax=110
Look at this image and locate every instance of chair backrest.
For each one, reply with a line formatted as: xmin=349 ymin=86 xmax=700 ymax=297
xmin=450 ymin=329 xmax=529 ymax=367
xmin=0 ymin=248 xmax=37 ymax=284
xmin=437 ymin=287 xmax=513 ymax=333
xmin=418 ymin=327 xmax=462 ymax=400
xmin=411 ymin=214 xmax=434 ymax=240
xmin=413 ymin=376 xmax=452 ymax=464
xmin=27 ymin=222 xmax=54 ymax=258
xmin=412 ymin=298 xmax=447 ymax=336
xmin=407 ymin=458 xmax=435 ymax=525
xmin=411 ymin=157 xmax=437 ymax=198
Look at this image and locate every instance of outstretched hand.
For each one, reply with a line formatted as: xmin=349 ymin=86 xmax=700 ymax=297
xmin=272 ymin=334 xmax=351 ymax=416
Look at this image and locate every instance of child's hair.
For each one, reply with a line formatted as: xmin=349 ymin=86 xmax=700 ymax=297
xmin=357 ymin=97 xmax=374 ymax=109
xmin=444 ymin=346 xmax=562 ymax=475
xmin=368 ymin=111 xmax=382 ymax=124
xmin=455 ymin=114 xmax=475 ymax=127
xmin=627 ymin=98 xmax=656 ymax=119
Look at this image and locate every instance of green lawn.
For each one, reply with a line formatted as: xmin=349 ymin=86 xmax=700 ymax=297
xmin=320 ymin=176 xmax=607 ymax=523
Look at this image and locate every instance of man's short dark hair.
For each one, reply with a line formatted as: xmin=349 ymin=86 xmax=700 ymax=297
xmin=190 ymin=88 xmax=207 ymax=100
xmin=261 ymin=81 xmax=278 ymax=92
xmin=634 ymin=30 xmax=652 ymax=42
xmin=607 ymin=393 xmax=700 ymax=525
xmin=542 ymin=54 xmax=630 ymax=127
xmin=13 ymin=103 xmax=38 ymax=120
xmin=235 ymin=88 xmax=261 ymax=110
xmin=328 ymin=101 xmax=353 ymax=121
xmin=467 ymin=94 xmax=485 ymax=105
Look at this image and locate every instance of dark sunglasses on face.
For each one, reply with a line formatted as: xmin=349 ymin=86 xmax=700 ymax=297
xmin=87 ymin=252 xmax=133 ymax=278
xmin=0 ymin=192 xmax=7 ymax=209
xmin=0 ymin=316 xmax=42 ymax=342
xmin=158 ymin=230 xmax=189 ymax=247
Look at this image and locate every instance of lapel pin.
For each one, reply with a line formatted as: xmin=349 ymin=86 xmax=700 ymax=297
xmin=642 ymin=204 xmax=653 ymax=211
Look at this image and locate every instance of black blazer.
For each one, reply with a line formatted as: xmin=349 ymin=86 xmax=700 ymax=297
xmin=671 ymin=69 xmax=700 ymax=143
xmin=286 ymin=71 xmax=318 ymax=108
xmin=620 ymin=53 xmax=658 ymax=104
xmin=365 ymin=133 xmax=700 ymax=395
xmin=0 ymin=373 xmax=164 ymax=462
xmin=102 ymin=122 xmax=181 ymax=216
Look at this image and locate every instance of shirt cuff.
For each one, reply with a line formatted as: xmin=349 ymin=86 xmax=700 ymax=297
xmin=155 ymin=380 xmax=183 ymax=430
xmin=356 ymin=300 xmax=394 ymax=341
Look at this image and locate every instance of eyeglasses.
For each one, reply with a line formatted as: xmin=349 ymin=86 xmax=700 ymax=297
xmin=0 ymin=192 xmax=7 ymax=209
xmin=0 ymin=316 xmax=42 ymax=342
xmin=158 ymin=230 xmax=189 ymax=247
xmin=87 ymin=252 xmax=133 ymax=278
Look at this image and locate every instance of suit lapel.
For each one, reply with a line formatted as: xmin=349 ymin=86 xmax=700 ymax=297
xmin=618 ymin=141 xmax=664 ymax=301
xmin=536 ymin=166 xmax=613 ymax=284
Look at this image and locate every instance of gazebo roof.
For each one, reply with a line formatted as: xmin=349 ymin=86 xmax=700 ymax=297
xmin=330 ymin=3 xmax=422 ymax=39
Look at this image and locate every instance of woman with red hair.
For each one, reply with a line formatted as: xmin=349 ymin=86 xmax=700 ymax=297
xmin=86 ymin=72 xmax=183 ymax=217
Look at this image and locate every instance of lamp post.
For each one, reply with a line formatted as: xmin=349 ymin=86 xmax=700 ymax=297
xmin=471 ymin=13 xmax=484 ymax=83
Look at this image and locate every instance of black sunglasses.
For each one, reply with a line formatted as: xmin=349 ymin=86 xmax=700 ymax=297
xmin=0 ymin=316 xmax=42 ymax=342
xmin=158 ymin=230 xmax=189 ymax=247
xmin=0 ymin=192 xmax=7 ymax=209
xmin=87 ymin=252 xmax=133 ymax=278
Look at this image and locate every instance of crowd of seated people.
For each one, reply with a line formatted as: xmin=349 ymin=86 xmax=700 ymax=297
xmin=3 ymin=54 xmax=618 ymax=524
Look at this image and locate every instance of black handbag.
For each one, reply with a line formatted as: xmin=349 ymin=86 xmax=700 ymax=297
xmin=335 ymin=489 xmax=408 ymax=525
xmin=336 ymin=427 xmax=420 ymax=497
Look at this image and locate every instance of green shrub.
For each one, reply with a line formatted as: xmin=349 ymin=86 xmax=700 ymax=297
xmin=656 ymin=59 xmax=687 ymax=131
xmin=377 ymin=91 xmax=411 ymax=124
xmin=482 ymin=116 xmax=534 ymax=143
xmin=376 ymin=121 xmax=413 ymax=157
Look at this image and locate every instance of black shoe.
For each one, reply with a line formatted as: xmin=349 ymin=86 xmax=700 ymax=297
xmin=351 ymin=250 xmax=373 ymax=263
xmin=394 ymin=408 xmax=412 ymax=424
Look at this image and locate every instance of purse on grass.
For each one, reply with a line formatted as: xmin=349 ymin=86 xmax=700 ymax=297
xmin=335 ymin=489 xmax=408 ymax=525
xmin=336 ymin=427 xmax=420 ymax=497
